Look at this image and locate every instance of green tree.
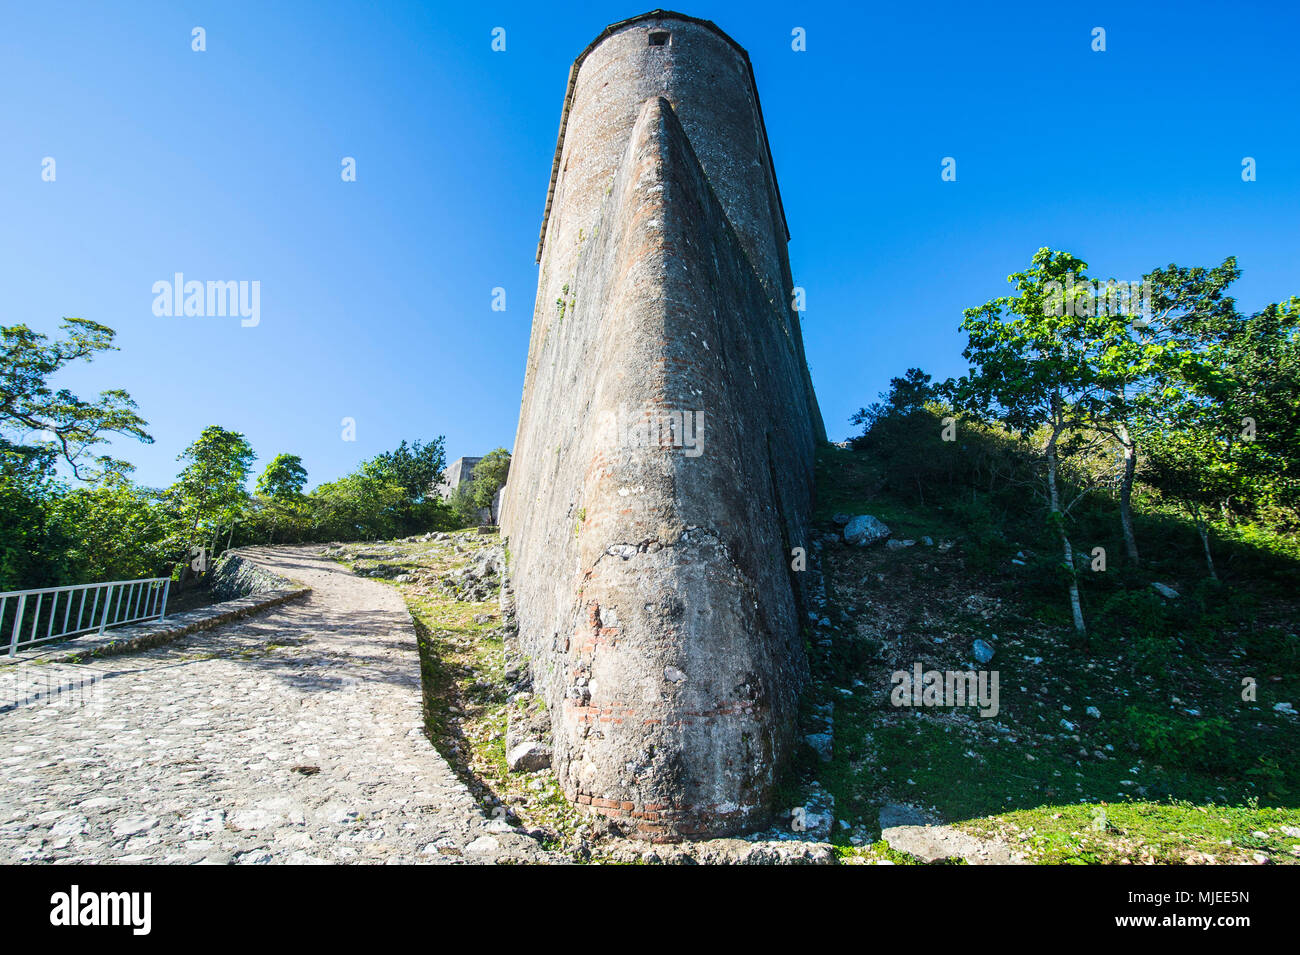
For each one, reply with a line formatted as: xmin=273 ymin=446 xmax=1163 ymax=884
xmin=256 ymin=453 xmax=308 ymax=501
xmin=467 ymin=448 xmax=511 ymax=523
xmin=949 ymin=249 xmax=1124 ymax=634
xmin=49 ymin=476 xmax=174 ymax=582
xmin=0 ymin=445 xmax=73 ymax=589
xmin=361 ymin=438 xmax=446 ymax=502
xmin=309 ymin=471 xmax=409 ymax=540
xmin=1218 ymin=296 xmax=1300 ymax=521
xmin=0 ymin=317 xmax=151 ymax=479
xmin=358 ymin=437 xmax=449 ymax=534
xmin=1141 ymin=294 xmax=1300 ymax=575
xmin=253 ymin=453 xmax=309 ymax=544
xmin=1092 ymin=257 xmax=1243 ymax=563
xmin=0 ymin=317 xmax=153 ymax=588
xmin=167 ymin=426 xmax=256 ymax=571
xmin=848 ymin=369 xmax=958 ymax=505
xmin=850 ymin=367 xmax=937 ymax=438
xmin=1144 ymin=424 xmax=1236 ymax=580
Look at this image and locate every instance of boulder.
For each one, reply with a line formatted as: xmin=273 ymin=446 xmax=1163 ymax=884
xmin=506 ymin=742 xmax=553 ymax=772
xmin=844 ymin=515 xmax=891 ymax=547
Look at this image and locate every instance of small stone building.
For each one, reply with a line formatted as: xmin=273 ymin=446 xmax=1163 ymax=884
xmin=437 ymin=456 xmax=507 ymax=524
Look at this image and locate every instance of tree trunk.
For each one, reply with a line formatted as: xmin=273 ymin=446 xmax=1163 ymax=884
xmin=1047 ymin=444 xmax=1086 ymax=634
xmin=1196 ymin=517 xmax=1219 ymax=582
xmin=1117 ymin=424 xmax=1139 ymax=563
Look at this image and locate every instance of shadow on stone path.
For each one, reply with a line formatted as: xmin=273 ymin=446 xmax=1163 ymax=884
xmin=0 ymin=546 xmax=553 ymax=864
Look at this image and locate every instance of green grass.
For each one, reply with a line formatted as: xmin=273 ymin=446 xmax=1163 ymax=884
xmin=808 ymin=442 xmax=1300 ymax=864
xmin=961 ymin=800 xmax=1300 ymax=864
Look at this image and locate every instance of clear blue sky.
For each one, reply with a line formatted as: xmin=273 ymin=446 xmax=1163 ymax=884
xmin=3 ymin=1 xmax=1296 ymax=491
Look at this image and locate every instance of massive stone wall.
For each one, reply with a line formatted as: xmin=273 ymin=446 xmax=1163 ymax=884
xmin=501 ymin=11 xmax=823 ymax=840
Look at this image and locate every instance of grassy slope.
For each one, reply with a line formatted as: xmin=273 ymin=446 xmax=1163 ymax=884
xmin=813 ymin=445 xmax=1300 ymax=864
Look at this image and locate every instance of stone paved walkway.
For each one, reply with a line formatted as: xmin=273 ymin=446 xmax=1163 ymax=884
xmin=0 ymin=547 xmax=551 ymax=864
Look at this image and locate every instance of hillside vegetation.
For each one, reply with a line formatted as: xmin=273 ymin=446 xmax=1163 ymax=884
xmin=807 ymin=432 xmax=1299 ymax=864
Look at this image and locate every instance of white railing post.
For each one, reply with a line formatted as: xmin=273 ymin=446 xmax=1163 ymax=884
xmin=159 ymin=579 xmax=171 ymax=620
xmin=8 ymin=594 xmax=25 ymax=658
xmin=98 ymin=583 xmax=114 ymax=634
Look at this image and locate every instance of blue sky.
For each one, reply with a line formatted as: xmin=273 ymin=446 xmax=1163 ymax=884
xmin=2 ymin=0 xmax=1296 ymax=490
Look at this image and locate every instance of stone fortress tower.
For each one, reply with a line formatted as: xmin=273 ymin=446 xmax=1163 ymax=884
xmin=501 ymin=10 xmax=824 ymax=839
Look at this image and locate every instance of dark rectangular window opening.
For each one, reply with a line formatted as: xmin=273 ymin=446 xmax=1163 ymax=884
xmin=648 ymin=31 xmax=669 ymax=46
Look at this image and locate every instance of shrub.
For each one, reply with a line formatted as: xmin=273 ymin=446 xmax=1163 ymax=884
xmin=1122 ymin=706 xmax=1236 ymax=770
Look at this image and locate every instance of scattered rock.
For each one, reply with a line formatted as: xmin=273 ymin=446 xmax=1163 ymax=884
xmin=111 ymin=815 xmax=159 ymax=838
xmin=844 ymin=515 xmax=891 ymax=547
xmin=973 ymin=638 xmax=995 ymax=664
xmin=804 ymin=731 xmax=832 ymax=762
xmin=464 ymin=835 xmax=500 ymax=855
xmin=506 ymin=742 xmax=553 ymax=772
xmin=791 ymin=784 xmax=834 ymax=841
xmin=1151 ymin=582 xmax=1180 ymax=599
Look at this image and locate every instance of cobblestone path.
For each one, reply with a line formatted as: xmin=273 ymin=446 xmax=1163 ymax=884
xmin=0 ymin=546 xmax=551 ymax=864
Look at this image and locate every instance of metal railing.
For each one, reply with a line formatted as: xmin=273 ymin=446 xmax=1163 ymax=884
xmin=1 ymin=577 xmax=170 ymax=657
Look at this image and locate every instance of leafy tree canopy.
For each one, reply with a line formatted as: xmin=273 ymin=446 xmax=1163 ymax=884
xmin=256 ymin=453 xmax=308 ymax=501
xmin=0 ymin=317 xmax=151 ymax=479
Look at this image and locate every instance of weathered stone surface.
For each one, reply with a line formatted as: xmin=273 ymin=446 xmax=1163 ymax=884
xmin=607 ymin=837 xmax=836 ymax=865
xmin=210 ymin=551 xmax=297 ymax=601
xmin=881 ymin=824 xmax=1027 ymax=865
xmin=501 ymin=12 xmax=822 ymax=840
xmin=0 ymin=547 xmax=553 ymax=865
